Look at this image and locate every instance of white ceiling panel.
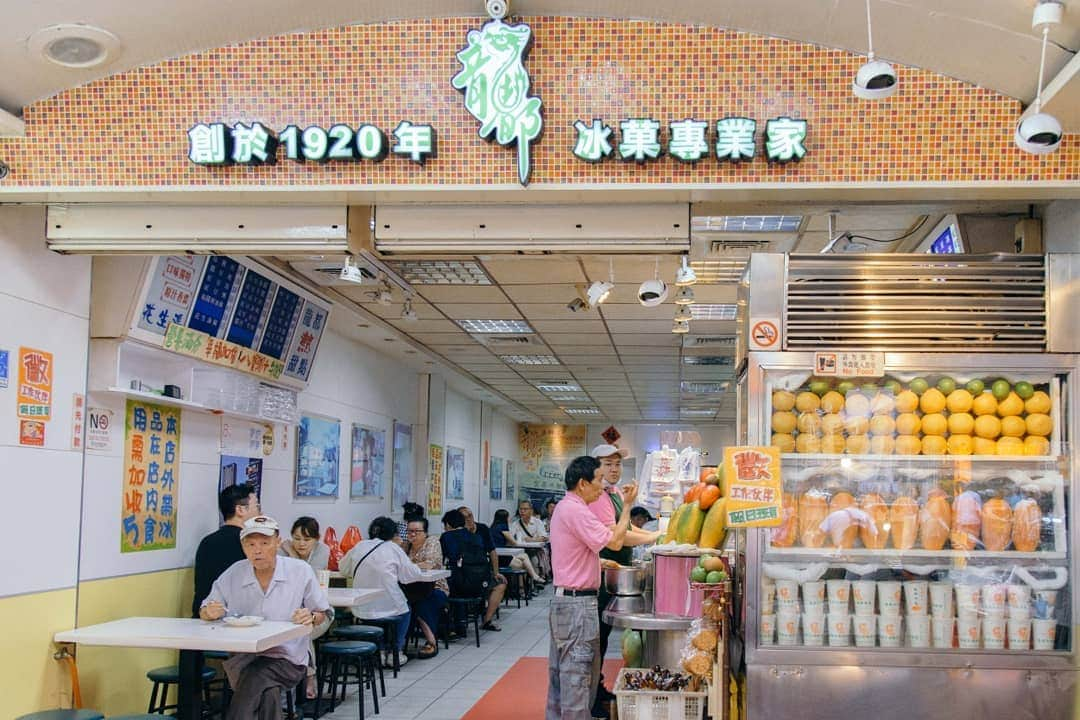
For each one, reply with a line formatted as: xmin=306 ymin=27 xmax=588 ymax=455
xmin=438 ymin=304 xmax=525 ymax=321
xmin=612 ymin=334 xmax=683 ymax=347
xmin=422 ymin=332 xmax=475 ymax=345
xmin=416 ymin=285 xmax=510 ymax=304
xmin=482 ymin=259 xmax=586 ymax=285
xmin=388 ymin=319 xmax=463 ymax=333
xmin=544 ymin=334 xmax=617 ymax=347
xmin=582 ymin=256 xmax=682 ymax=283
xmin=683 ymin=285 xmax=739 ymax=303
xmin=606 ymin=320 xmax=681 ymax=334
xmin=618 ymin=346 xmax=680 ymax=356
xmin=598 ymin=303 xmax=675 ymax=320
xmin=516 ymin=303 xmax=593 ymax=321
xmin=502 ymin=284 xmax=583 ymax=304
xmin=529 ymin=319 xmax=608 ymax=333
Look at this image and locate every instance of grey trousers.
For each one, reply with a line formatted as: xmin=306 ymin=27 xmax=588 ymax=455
xmin=546 ymin=595 xmax=601 ymax=720
xmin=223 ymin=654 xmax=307 ymax=720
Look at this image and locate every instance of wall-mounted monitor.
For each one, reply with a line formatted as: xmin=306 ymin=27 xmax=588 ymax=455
xmin=915 ymin=214 xmax=965 ymax=254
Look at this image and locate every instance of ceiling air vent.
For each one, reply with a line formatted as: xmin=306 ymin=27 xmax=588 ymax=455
xmin=708 ymin=239 xmax=771 ymax=253
xmin=474 ymin=334 xmax=547 ymax=350
xmin=686 ymin=336 xmax=738 ymax=347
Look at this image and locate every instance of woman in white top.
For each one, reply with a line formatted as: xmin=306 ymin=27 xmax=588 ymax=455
xmin=510 ymin=500 xmax=551 ymax=581
xmin=279 ymin=516 xmax=331 ymax=569
xmin=339 ymin=516 xmax=428 ymax=667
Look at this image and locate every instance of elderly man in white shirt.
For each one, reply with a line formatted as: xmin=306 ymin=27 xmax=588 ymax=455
xmin=200 ymin=515 xmax=332 ymax=720
xmin=510 ymin=499 xmax=551 ymax=581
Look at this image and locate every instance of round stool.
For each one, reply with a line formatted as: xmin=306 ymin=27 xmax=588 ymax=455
xmin=354 ymin=618 xmax=402 ymax=675
xmin=16 ymin=712 xmax=104 ymax=720
xmin=447 ymin=596 xmax=483 ymax=647
xmin=112 ymin=715 xmax=173 ymax=720
xmin=145 ymin=664 xmax=216 ymax=714
xmin=316 ymin=641 xmax=381 ymax=720
xmin=500 ymin=567 xmax=528 ymax=609
xmin=329 ymin=625 xmax=385 ymax=696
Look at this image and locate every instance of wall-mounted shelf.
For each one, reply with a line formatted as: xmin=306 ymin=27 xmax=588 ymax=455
xmin=99 ymin=387 xmax=290 ymax=426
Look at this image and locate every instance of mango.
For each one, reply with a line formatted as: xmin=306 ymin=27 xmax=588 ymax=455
xmin=699 ymin=497 xmax=728 ymax=549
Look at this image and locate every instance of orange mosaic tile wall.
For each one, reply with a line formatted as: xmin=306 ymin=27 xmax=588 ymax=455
xmin=0 ymin=16 xmax=1076 ymax=187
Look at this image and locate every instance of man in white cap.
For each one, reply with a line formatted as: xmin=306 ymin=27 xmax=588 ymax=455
xmin=200 ymin=515 xmax=332 ymax=720
xmin=587 ymin=444 xmax=662 ymax=718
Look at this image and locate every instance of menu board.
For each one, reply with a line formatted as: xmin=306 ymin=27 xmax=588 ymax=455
xmin=133 ymin=255 xmax=331 ymax=386
xmin=189 ymin=256 xmax=242 ymax=336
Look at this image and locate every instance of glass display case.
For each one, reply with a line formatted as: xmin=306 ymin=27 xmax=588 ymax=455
xmin=741 ymin=352 xmax=1077 ymax=720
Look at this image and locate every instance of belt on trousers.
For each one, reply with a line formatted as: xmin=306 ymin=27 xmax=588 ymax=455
xmin=554 ymin=587 xmax=598 ymax=597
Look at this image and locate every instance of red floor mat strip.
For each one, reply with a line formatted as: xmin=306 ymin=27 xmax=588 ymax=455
xmin=462 ymin=657 xmax=624 ymax=719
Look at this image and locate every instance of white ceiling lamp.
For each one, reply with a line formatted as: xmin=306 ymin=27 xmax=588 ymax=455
xmin=400 ymin=297 xmax=419 ymax=323
xmin=675 ymin=256 xmax=697 ymax=286
xmin=637 ymin=259 xmax=669 ymax=307
xmin=586 ymin=280 xmax=614 ymax=307
xmin=853 ymin=0 xmax=898 ymax=100
xmin=1015 ymin=1 xmax=1064 ymax=155
xmin=671 ymin=321 xmax=690 ymax=334
xmin=674 ymin=305 xmax=693 ymax=323
xmin=674 ymin=285 xmax=695 ymax=306
xmin=339 ymin=255 xmax=365 ymax=284
xmin=28 ymin=24 xmax=121 ymax=69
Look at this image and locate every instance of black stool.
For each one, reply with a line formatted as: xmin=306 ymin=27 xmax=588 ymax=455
xmin=355 ymin=618 xmax=401 ymax=676
xmin=447 ymin=596 xmax=484 ymax=647
xmin=316 ymin=641 xmax=381 ymax=720
xmin=145 ymin=664 xmax=216 ymax=714
xmin=16 ymin=712 xmax=104 ymax=720
xmin=500 ymin=567 xmax=530 ymax=608
xmin=331 ymin=625 xmax=386 ymax=696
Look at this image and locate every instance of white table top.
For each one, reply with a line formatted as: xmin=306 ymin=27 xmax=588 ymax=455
xmin=496 ymin=547 xmax=525 ymax=556
xmin=327 ymin=587 xmax=383 ymax=607
xmin=419 ymin=569 xmax=451 ymax=581
xmin=516 ymin=541 xmax=548 ymax=548
xmin=54 ymin=616 xmax=309 ymax=653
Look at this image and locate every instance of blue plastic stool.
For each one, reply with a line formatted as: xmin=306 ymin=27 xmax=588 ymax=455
xmin=16 ymin=712 xmax=104 ymax=720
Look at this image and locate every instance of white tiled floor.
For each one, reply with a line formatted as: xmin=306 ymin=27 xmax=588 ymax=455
xmin=318 ymin=590 xmax=556 ymax=720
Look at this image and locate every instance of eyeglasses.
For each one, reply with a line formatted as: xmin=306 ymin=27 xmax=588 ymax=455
xmin=405 ymin=529 xmax=423 ymax=535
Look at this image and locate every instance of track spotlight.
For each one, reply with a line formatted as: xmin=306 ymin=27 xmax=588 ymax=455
xmin=586 ymin=280 xmax=614 ymax=307
xmin=401 ymin=297 xmax=418 ymax=322
xmin=339 ymin=255 xmax=365 ymax=284
xmin=674 ymin=286 xmax=695 ymax=305
xmin=853 ymin=0 xmax=898 ymax=100
xmin=675 ymin=256 xmax=697 ymax=287
xmin=638 ymin=258 xmax=669 ymax=307
xmin=1015 ymin=1 xmax=1064 ymax=155
xmin=671 ymin=321 xmax=689 ymax=334
xmin=674 ymin=305 xmax=692 ymax=323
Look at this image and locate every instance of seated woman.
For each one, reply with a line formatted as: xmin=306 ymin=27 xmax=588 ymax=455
xmin=510 ymin=500 xmax=551 ymax=582
xmin=278 ymin=516 xmax=331 ymax=698
xmin=340 ymin=516 xmax=429 ymax=668
xmin=404 ymin=517 xmax=449 ymax=658
xmin=490 ymin=509 xmax=544 ymax=586
xmin=542 ymin=499 xmax=557 ymax=533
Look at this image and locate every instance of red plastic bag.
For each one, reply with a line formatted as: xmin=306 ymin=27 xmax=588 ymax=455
xmin=324 ymin=526 xmax=341 ymax=571
xmin=340 ymin=525 xmax=362 ymax=554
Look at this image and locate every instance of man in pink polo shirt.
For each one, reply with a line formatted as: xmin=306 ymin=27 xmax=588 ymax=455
xmin=547 ymin=455 xmax=637 ymax=720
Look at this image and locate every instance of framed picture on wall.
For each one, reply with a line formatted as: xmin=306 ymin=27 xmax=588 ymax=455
xmin=489 ymin=456 xmax=503 ymax=500
xmin=295 ymin=414 xmax=340 ymax=498
xmin=505 ymin=460 xmax=515 ymax=501
xmin=446 ymin=445 xmax=465 ymax=501
xmin=350 ymin=424 xmax=386 ymax=501
xmin=391 ymin=421 xmax=413 ymax=511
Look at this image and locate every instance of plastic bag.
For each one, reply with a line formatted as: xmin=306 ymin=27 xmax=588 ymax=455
xmin=680 ymin=617 xmax=716 ymax=680
xmin=324 ymin=526 xmax=342 ymax=572
xmin=340 ymin=525 xmax=362 ymax=554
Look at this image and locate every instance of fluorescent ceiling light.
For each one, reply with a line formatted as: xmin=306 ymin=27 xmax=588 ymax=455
xmin=387 ymin=260 xmax=493 ymax=285
xmin=690 ymin=304 xmax=737 ymax=320
xmin=689 ymin=260 xmax=747 ymax=284
xmin=500 ymin=355 xmax=560 ymax=365
xmin=457 ymin=319 xmax=533 ymax=334
xmin=682 ymin=355 xmax=734 ymax=366
xmin=680 ymin=408 xmax=718 ymax=417
xmin=697 ymin=215 xmax=803 ymax=233
xmin=549 ymin=394 xmax=589 ymax=401
xmin=681 ymin=381 xmax=730 ymax=394
xmin=536 ymin=383 xmax=582 ymax=392
xmin=563 ymin=408 xmax=601 ymax=415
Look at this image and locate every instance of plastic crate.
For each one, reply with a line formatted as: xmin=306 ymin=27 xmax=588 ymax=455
xmin=613 ymin=668 xmax=707 ymax=720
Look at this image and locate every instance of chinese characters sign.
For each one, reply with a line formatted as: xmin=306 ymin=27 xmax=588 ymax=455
xmin=572 ymin=116 xmax=807 ymax=164
xmin=17 ymin=347 xmax=53 ymax=420
xmin=188 ymin=121 xmax=435 ymax=166
xmin=163 ymin=323 xmax=285 ymax=381
xmin=453 ymin=18 xmax=543 ymax=185
xmin=122 ymin=399 xmax=181 ymax=552
xmin=428 ymin=444 xmax=443 ymax=516
xmin=722 ymin=446 xmax=782 ymax=528
xmin=814 ymin=351 xmax=885 ymax=379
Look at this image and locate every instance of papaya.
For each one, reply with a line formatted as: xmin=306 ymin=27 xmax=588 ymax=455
xmin=664 ymin=504 xmax=687 ymax=543
xmin=621 ymin=629 xmax=644 ymax=668
xmin=699 ymin=497 xmax=728 ymax=548
xmin=678 ymin=501 xmax=707 ymax=544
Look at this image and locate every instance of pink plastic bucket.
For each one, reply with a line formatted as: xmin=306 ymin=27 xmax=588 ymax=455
xmin=653 ymin=554 xmax=703 ymax=617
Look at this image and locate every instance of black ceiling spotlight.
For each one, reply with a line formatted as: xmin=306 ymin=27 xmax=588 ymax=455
xmin=853 ymin=0 xmax=898 ymax=100
xmin=1015 ymin=1 xmax=1064 ymax=155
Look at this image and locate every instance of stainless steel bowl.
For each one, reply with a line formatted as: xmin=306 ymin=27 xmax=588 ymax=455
xmin=604 ymin=565 xmax=646 ymax=596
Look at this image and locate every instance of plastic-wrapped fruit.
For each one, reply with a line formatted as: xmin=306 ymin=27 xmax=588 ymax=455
xmin=895 ymin=435 xmax=922 ymax=455
xmin=829 ymin=492 xmax=858 ymax=548
xmin=844 ymin=393 xmax=871 ymax=418
xmin=845 ymin=434 xmax=870 ymax=455
xmin=973 ymin=415 xmax=1002 ymax=439
xmin=981 ymin=497 xmax=1013 ymax=551
xmin=770 ymin=493 xmax=798 ymax=548
xmin=895 ymin=390 xmax=919 ymax=413
xmin=821 ymin=434 xmax=846 ymax=454
xmin=795 ymin=434 xmax=821 ymax=453
xmin=946 ymin=389 xmax=973 ymax=414
xmin=771 ymin=433 xmax=796 ymax=453
xmin=951 ymin=491 xmax=982 ymax=550
xmin=843 ymin=415 xmax=870 ymax=436
xmin=972 ymin=393 xmax=998 ymax=416
xmin=920 ymin=388 xmax=947 ymax=414
xmin=772 ymin=390 xmax=796 ymax=412
xmin=1012 ymin=498 xmax=1040 ymax=552
xmin=799 ymin=492 xmax=830 ymax=548
xmin=821 ymin=413 xmax=844 ymax=435
xmin=890 ymin=496 xmax=920 ymax=550
xmin=795 ymin=391 xmax=821 ymax=413
xmin=772 ymin=412 xmax=797 ymax=434
xmin=919 ymin=490 xmax=952 ymax=551
xmin=997 ymin=392 xmax=1024 ymax=417
xmin=1023 ymin=435 xmax=1050 ymax=456
xmin=921 ymin=413 xmax=947 ymax=436
xmin=947 ymin=412 xmax=974 ymax=436
xmin=895 ymin=412 xmax=921 ymax=435
xmin=869 ymin=414 xmax=896 ymax=436
xmin=859 ymin=493 xmax=889 ymax=549
xmin=1025 ymin=413 xmax=1052 ymax=437
xmin=870 ymin=393 xmax=895 ymax=415
xmin=997 ymin=437 xmax=1024 ymax=456
xmin=821 ymin=391 xmax=845 ymax=414
xmin=797 ymin=412 xmax=823 ymax=435
xmin=922 ymin=436 xmax=947 ymax=455
xmin=1025 ymin=391 xmax=1051 ymax=415
xmin=973 ymin=437 xmax=998 ymax=456
xmin=869 ymin=435 xmax=895 ymax=455
xmin=946 ymin=434 xmax=973 ymax=455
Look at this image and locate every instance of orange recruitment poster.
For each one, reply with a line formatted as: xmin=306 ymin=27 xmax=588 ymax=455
xmin=722 ymin=446 xmax=783 ymax=528
xmin=17 ymin=346 xmax=53 ymax=420
xmin=122 ymin=398 xmax=181 ymax=552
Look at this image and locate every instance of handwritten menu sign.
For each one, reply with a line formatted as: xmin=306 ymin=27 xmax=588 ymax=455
xmin=722 ymin=445 xmax=782 ymax=528
xmin=16 ymin=346 xmax=53 ymax=420
xmin=137 ymin=255 xmax=206 ymax=334
xmin=163 ymin=323 xmax=284 ymax=381
xmin=122 ymin=398 xmax=181 ymax=552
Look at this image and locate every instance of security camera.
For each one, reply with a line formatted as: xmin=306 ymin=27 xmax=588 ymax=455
xmin=1015 ymin=112 xmax=1062 ymax=155
xmin=853 ymin=59 xmax=898 ymax=100
xmin=0 ymin=161 xmax=8 ymax=180
xmin=566 ymin=298 xmax=587 ymax=313
xmin=637 ymin=278 xmax=668 ymax=307
xmin=485 ymin=0 xmax=509 ymax=19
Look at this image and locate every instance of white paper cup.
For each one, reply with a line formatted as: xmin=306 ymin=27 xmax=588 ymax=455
xmin=802 ymin=581 xmax=826 ymax=615
xmin=760 ymin=583 xmax=777 ymax=612
xmin=877 ymin=581 xmax=902 ymax=617
xmin=777 ymin=611 xmax=800 ymax=645
xmin=827 ymin=613 xmax=852 ymax=647
xmin=929 ymin=582 xmax=954 ymax=618
xmin=828 ymin=601 xmax=849 ymax=616
xmin=853 ymin=615 xmax=877 ymax=648
xmin=983 ymin=615 xmax=1007 ymax=649
xmin=316 ymin=569 xmax=330 ymax=588
xmin=1033 ymin=590 xmax=1058 ymax=619
xmin=852 ymin=580 xmax=877 ymax=616
xmin=932 ymin=616 xmax=955 ymax=649
xmin=878 ymin=615 xmax=903 ymax=648
xmin=1007 ymin=618 xmax=1031 ymax=650
xmin=957 ymin=615 xmax=981 ymax=649
xmin=802 ymin=613 xmax=826 ymax=646
xmin=955 ymin=584 xmax=981 ymax=615
xmin=759 ymin=613 xmax=777 ymax=645
xmin=1032 ymin=618 xmax=1056 ymax=650
xmin=826 ymin=579 xmax=851 ymax=605
xmin=982 ymin=583 xmax=1007 ymax=614
xmin=776 ymin=579 xmax=800 ymax=611
xmin=907 ymin=614 xmax=930 ymax=648
xmin=904 ymin=581 xmax=929 ymax=615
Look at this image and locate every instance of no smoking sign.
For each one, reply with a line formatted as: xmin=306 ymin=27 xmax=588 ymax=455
xmin=749 ymin=317 xmax=780 ymax=350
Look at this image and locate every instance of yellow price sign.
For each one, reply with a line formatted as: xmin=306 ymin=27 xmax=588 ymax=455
xmin=722 ymin=446 xmax=783 ymax=528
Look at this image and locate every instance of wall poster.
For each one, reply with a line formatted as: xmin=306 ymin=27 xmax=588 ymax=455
xmin=489 ymin=456 xmax=503 ymax=500
xmin=505 ymin=460 xmax=516 ymax=501
xmin=446 ymin=445 xmax=465 ymax=501
xmin=296 ymin=414 xmax=340 ymax=497
xmin=391 ymin=421 xmax=413 ymax=510
xmin=16 ymin=346 xmax=53 ymax=420
xmin=428 ymin=444 xmax=444 ymax=515
xmin=519 ymin=423 xmax=587 ymax=491
xmin=122 ymin=398 xmax=180 ymax=552
xmin=350 ymin=424 xmax=386 ymax=501
xmin=219 ymin=454 xmax=263 ymax=500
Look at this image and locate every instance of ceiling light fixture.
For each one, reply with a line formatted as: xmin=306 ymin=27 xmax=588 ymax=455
xmin=457 ymin=319 xmax=533 ymax=334
xmin=698 ymin=215 xmax=803 ymax=233
xmin=674 ymin=286 xmax=695 ymax=305
xmin=1015 ymin=1 xmax=1064 ymax=155
xmin=29 ymin=24 xmax=121 ymax=69
xmin=675 ymin=256 xmax=697 ymax=286
xmin=386 ymin=259 xmax=493 ymax=285
xmin=637 ymin=258 xmax=669 ymax=307
xmin=674 ymin=305 xmax=693 ymax=323
xmin=689 ymin=304 xmax=738 ymax=320
xmin=586 ymin=280 xmax=614 ymax=307
xmin=853 ymin=0 xmax=898 ymax=100
xmin=563 ymin=408 xmax=601 ymax=415
xmin=339 ymin=255 xmax=365 ymax=284
xmin=500 ymin=355 xmax=560 ymax=365
xmin=536 ymin=383 xmax=582 ymax=392
xmin=400 ymin=297 xmax=419 ymax=323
